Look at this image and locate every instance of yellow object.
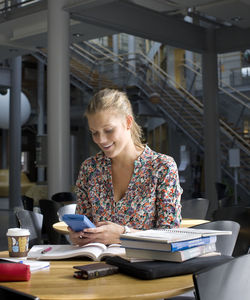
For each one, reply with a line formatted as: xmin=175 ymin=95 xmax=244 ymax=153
xmin=0 ymin=169 xmax=34 ymax=197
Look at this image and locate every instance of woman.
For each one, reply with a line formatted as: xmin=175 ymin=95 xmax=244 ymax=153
xmin=69 ymin=88 xmax=182 ymax=246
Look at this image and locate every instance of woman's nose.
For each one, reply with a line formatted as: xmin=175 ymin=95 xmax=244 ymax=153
xmin=96 ymin=133 xmax=107 ymax=144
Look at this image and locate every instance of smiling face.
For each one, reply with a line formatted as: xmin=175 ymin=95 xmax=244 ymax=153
xmin=87 ymin=109 xmax=133 ymax=159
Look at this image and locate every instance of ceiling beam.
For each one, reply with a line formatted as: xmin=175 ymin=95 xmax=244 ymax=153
xmin=67 ymin=0 xmax=206 ymax=53
xmin=216 ymin=26 xmax=250 ymax=53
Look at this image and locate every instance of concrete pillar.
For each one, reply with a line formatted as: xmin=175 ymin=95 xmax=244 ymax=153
xmin=112 ymin=34 xmax=119 ymax=78
xmin=1 ymin=129 xmax=8 ymax=169
xmin=128 ymin=35 xmax=135 ymax=71
xmin=202 ymin=28 xmax=221 ymax=217
xmin=47 ymin=0 xmax=71 ymax=198
xmin=37 ymin=61 xmax=45 ymax=182
xmin=9 ymin=56 xmax=22 ymax=210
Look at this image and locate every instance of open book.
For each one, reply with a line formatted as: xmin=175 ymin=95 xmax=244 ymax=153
xmin=27 ymin=243 xmax=126 ymax=261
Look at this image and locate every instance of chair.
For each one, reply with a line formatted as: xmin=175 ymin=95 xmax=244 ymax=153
xmin=0 ymin=209 xmax=18 ymax=251
xmin=57 ymin=204 xmax=77 ymax=244
xmin=165 ymin=220 xmax=240 ymax=300
xmin=0 ymin=285 xmax=39 ymax=300
xmin=215 ymin=182 xmax=231 ymax=207
xmin=181 ymin=198 xmax=209 ymax=219
xmin=192 ymin=220 xmax=240 ymax=256
xmin=21 ymin=195 xmax=34 ymax=211
xmin=193 ymin=254 xmax=250 ymax=300
xmin=15 ymin=208 xmax=43 ymax=247
xmin=51 ymin=192 xmax=76 ymax=205
xmin=57 ymin=203 xmax=77 ymax=221
xmin=213 ymin=206 xmax=250 ymax=256
xmin=39 ymin=199 xmax=62 ymax=244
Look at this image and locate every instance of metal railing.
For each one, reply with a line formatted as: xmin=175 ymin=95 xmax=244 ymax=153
xmin=33 ymin=41 xmax=249 ymax=195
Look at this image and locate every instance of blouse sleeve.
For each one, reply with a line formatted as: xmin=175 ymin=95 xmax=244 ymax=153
xmin=155 ymin=156 xmax=182 ymax=228
xmin=75 ymin=161 xmax=93 ymax=221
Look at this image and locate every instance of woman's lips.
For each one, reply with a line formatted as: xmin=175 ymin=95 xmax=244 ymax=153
xmin=102 ymin=143 xmax=114 ymax=150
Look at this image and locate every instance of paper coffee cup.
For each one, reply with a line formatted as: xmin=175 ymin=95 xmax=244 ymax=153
xmin=7 ymin=228 xmax=30 ymax=257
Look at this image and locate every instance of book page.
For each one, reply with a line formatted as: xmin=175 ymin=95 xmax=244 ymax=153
xmin=99 ymin=244 xmax=126 ymax=260
xmin=27 ymin=244 xmax=108 ymax=261
xmin=0 ymin=257 xmax=50 ymax=272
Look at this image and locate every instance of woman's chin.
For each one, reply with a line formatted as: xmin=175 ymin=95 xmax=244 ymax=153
xmin=102 ymin=145 xmax=115 ymax=157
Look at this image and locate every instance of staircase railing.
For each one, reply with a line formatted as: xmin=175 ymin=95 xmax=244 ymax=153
xmin=182 ymin=59 xmax=250 ymax=147
xmin=32 ymin=41 xmax=249 ymax=195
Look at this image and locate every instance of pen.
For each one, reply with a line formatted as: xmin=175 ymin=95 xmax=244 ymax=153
xmin=41 ymin=247 xmax=52 ymax=254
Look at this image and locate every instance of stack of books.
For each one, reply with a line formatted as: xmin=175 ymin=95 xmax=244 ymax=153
xmin=120 ymin=227 xmax=232 ymax=262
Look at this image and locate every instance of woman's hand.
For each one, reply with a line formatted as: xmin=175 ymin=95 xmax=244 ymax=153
xmin=68 ymin=221 xmax=125 ymax=246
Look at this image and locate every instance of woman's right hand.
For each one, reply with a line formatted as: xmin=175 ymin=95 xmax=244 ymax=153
xmin=67 ymin=227 xmax=90 ymax=246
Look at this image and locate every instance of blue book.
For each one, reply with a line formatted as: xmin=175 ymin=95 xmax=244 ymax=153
xmin=120 ymin=235 xmax=217 ymax=252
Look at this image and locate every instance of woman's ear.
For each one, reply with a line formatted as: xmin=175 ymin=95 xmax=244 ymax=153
xmin=126 ymin=115 xmax=133 ymax=130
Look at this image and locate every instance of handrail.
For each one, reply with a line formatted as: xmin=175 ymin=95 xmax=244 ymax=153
xmin=84 ymin=41 xmax=118 ymax=63
xmin=72 ymin=44 xmax=98 ymax=61
xmin=184 ymin=57 xmax=250 ymax=105
xmin=34 ymin=41 xmax=249 ymax=193
xmin=137 ymin=51 xmax=204 ymax=110
xmin=219 ymin=119 xmax=250 ymax=150
xmin=79 ymin=42 xmax=138 ymax=77
xmin=182 ymin=62 xmax=250 ymax=109
xmin=0 ymin=0 xmax=42 ymax=13
xmin=74 ymin=42 xmax=249 ymax=147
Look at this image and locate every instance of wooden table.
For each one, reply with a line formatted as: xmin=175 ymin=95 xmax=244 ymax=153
xmin=53 ymin=218 xmax=210 ymax=235
xmin=0 ymin=251 xmax=193 ymax=300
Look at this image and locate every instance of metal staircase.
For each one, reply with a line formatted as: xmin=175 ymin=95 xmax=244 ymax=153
xmin=33 ymin=41 xmax=249 ymax=196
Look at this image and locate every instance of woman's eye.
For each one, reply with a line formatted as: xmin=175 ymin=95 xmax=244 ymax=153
xmin=105 ymin=129 xmax=113 ymax=133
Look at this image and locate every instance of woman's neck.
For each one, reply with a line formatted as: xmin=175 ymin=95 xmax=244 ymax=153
xmin=111 ymin=142 xmax=144 ymax=167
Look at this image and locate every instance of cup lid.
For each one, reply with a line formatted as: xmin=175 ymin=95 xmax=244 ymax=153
xmin=6 ymin=228 xmax=30 ymax=236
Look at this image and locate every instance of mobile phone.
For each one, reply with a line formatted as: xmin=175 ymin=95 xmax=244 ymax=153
xmin=62 ymin=214 xmax=96 ymax=232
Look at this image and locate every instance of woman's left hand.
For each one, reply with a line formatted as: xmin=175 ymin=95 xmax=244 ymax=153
xmin=74 ymin=221 xmax=125 ymax=246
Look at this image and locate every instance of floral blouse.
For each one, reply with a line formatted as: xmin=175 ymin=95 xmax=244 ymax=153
xmin=75 ymin=145 xmax=182 ymax=229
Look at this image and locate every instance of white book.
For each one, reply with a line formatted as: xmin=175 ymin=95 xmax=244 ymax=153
xmin=0 ymin=257 xmax=50 ymax=272
xmin=120 ymin=227 xmax=232 ymax=243
xmin=27 ymin=243 xmax=126 ymax=261
xmin=125 ymin=243 xmax=218 ymax=262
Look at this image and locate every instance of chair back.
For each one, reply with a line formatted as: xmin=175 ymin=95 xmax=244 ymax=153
xmin=51 ymin=192 xmax=76 ymax=205
xmin=215 ymin=182 xmax=231 ymax=207
xmin=0 ymin=285 xmax=39 ymax=300
xmin=21 ymin=195 xmax=34 ymax=211
xmin=181 ymin=198 xmax=209 ymax=219
xmin=192 ymin=220 xmax=240 ymax=256
xmin=193 ymin=254 xmax=250 ymax=300
xmin=15 ymin=209 xmax=43 ymax=247
xmin=213 ymin=206 xmax=250 ymax=256
xmin=57 ymin=204 xmax=77 ymax=221
xmin=39 ymin=199 xmax=61 ymax=244
xmin=0 ymin=209 xmax=18 ymax=251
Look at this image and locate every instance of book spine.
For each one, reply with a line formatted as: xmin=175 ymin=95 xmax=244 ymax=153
xmin=171 ymin=235 xmax=217 ymax=252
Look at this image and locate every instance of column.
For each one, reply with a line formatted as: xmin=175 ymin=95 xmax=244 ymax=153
xmin=202 ymin=28 xmax=221 ymax=217
xmin=9 ymin=56 xmax=22 ymax=210
xmin=112 ymin=34 xmax=119 ymax=78
xmin=37 ymin=61 xmax=45 ymax=182
xmin=1 ymin=129 xmax=7 ymax=169
xmin=128 ymin=35 xmax=135 ymax=71
xmin=47 ymin=0 xmax=71 ymax=198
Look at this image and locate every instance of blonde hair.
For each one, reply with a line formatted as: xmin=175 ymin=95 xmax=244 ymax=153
xmin=85 ymin=88 xmax=144 ymax=148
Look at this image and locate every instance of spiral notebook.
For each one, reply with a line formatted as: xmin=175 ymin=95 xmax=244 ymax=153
xmin=120 ymin=227 xmax=232 ymax=243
